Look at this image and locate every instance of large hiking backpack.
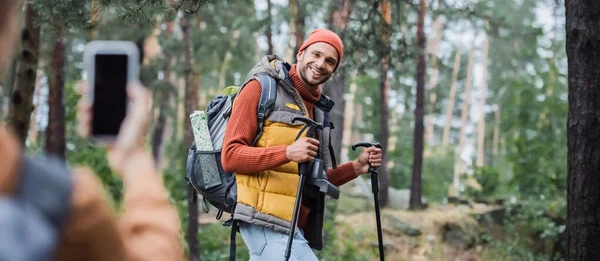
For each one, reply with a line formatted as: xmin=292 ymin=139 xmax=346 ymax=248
xmin=185 ymin=71 xmax=285 ymax=219
xmin=0 ymin=154 xmax=73 ymax=261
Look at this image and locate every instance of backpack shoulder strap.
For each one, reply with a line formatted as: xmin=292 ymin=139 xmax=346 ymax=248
xmin=252 ymin=73 xmax=278 ymax=146
xmin=329 ymin=143 xmax=338 ymax=169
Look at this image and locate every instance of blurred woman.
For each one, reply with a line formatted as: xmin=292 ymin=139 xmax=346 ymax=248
xmin=0 ymin=1 xmax=184 ymax=260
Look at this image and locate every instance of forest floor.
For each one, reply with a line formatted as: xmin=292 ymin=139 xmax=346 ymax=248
xmin=199 ymin=201 xmax=503 ymax=261
xmin=334 ymin=204 xmax=501 ymax=261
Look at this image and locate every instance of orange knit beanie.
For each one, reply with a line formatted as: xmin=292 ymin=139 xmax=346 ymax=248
xmin=297 ymin=29 xmax=344 ymax=71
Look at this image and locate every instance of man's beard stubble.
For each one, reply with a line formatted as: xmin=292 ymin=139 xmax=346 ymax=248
xmin=299 ymin=62 xmax=331 ymax=89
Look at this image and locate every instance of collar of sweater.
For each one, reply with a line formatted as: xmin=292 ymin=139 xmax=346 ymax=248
xmin=289 ymin=64 xmax=321 ymax=104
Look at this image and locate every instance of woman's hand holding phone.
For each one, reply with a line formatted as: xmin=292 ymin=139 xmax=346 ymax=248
xmin=77 ymin=81 xmax=154 ymax=177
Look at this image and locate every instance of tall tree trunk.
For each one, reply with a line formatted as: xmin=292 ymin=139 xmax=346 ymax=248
xmin=2 ymin=55 xmax=19 ymax=118
xmin=294 ymin=9 xmax=306 ymax=59
xmin=324 ymin=0 xmax=351 ymax=163
xmin=8 ymin=4 xmax=41 ymax=145
xmin=378 ymin=0 xmax=391 ymax=208
xmin=289 ymin=0 xmax=297 ymax=56
xmin=441 ymin=50 xmax=462 ymax=146
xmin=181 ymin=15 xmax=199 ymax=261
xmin=218 ymin=30 xmax=241 ymax=89
xmin=387 ymin=85 xmax=400 ymax=160
xmin=151 ymin=46 xmax=175 ymax=166
xmin=351 ymin=104 xmax=362 ymax=145
xmin=266 ymin=0 xmax=274 ymax=55
xmin=193 ymin=73 xmax=200 ymax=112
xmin=425 ymin=17 xmax=443 ymax=145
xmin=90 ymin=0 xmax=100 ymax=40
xmin=177 ymin=77 xmax=185 ymax=141
xmin=46 ymin=24 xmax=66 ymax=159
xmin=198 ymin=88 xmax=207 ymax=109
xmin=340 ymin=71 xmax=357 ymax=161
xmin=566 ymin=1 xmax=600 ymax=260
xmin=3 ymin=54 xmax=18 ymax=95
xmin=152 ymin=108 xmax=166 ymax=162
xmin=143 ymin=25 xmax=162 ymax=64
xmin=321 ymin=0 xmax=351 ymax=257
xmin=454 ymin=51 xmax=474 ymax=194
xmin=151 ymin=80 xmax=173 ymax=166
xmin=284 ymin=32 xmax=295 ymax=63
xmin=476 ymin=34 xmax=489 ymax=167
xmin=410 ymin=0 xmax=427 ymax=210
xmin=27 ymin=71 xmax=42 ymax=143
xmin=492 ymin=105 xmax=500 ymax=157
xmin=388 ymin=100 xmax=399 ymax=154
xmin=209 ymin=87 xmax=218 ymax=100
xmin=194 ymin=16 xmax=204 ymax=109
xmin=290 ymin=0 xmax=305 ymax=63
xmin=254 ymin=32 xmax=263 ymax=62
xmin=152 ymin=7 xmax=175 ymax=166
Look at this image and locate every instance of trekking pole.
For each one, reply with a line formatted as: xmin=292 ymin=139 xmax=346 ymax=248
xmin=352 ymin=141 xmax=385 ymax=261
xmin=285 ymin=116 xmax=323 ymax=261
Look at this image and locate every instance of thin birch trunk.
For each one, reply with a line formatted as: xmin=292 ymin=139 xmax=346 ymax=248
xmin=453 ymin=51 xmax=474 ymax=195
xmin=442 ymin=50 xmax=462 ymax=145
xmin=218 ymin=30 xmax=241 ymax=89
xmin=476 ymin=34 xmax=489 ymax=167
xmin=425 ymin=17 xmax=443 ymax=145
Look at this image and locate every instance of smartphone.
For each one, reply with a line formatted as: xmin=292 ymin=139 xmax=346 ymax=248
xmin=83 ymin=41 xmax=140 ymax=144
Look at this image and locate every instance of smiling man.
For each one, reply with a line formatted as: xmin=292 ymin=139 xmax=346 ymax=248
xmin=221 ymin=29 xmax=383 ymax=260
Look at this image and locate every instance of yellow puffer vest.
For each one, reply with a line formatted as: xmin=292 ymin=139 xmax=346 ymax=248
xmin=232 ymin=56 xmax=335 ymax=250
xmin=234 ymin=74 xmax=310 ymax=230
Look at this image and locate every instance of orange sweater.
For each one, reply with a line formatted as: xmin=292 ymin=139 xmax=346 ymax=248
xmin=222 ymin=64 xmax=358 ymax=228
xmin=0 ymin=126 xmax=184 ymax=261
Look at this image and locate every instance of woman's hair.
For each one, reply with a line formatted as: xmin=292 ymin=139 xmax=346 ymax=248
xmin=0 ymin=0 xmax=21 ymax=73
xmin=0 ymin=0 xmax=20 ymax=36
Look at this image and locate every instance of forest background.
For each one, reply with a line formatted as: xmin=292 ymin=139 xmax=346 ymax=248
xmin=1 ymin=0 xmax=568 ymax=260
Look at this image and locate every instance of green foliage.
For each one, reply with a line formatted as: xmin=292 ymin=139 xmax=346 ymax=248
xmin=192 ymin=1 xmax=260 ymax=76
xmin=116 ymin=0 xmax=173 ymax=23
xmin=477 ymin=0 xmax=567 ymax=200
xmin=161 ymin=137 xmax=190 ymax=253
xmin=319 ymin=200 xmax=339 ymax=259
xmin=95 ymin=9 xmax=154 ymax=42
xmin=483 ymin=240 xmax=540 ymax=261
xmin=116 ymin=0 xmax=250 ymax=23
xmin=15 ymin=0 xmax=570 ymax=259
xmin=352 ymin=74 xmax=381 ymax=141
xmin=343 ymin=0 xmax=415 ymax=72
xmin=464 ymin=166 xmax=501 ymax=200
xmin=352 ymin=71 xmax=455 ymax=203
xmin=197 ymin=224 xmax=249 ymax=261
xmin=422 ymin=147 xmax=455 ymax=202
xmin=482 ymin=199 xmax=566 ymax=261
xmin=68 ymin=145 xmax=124 ymax=208
xmin=320 ymin=226 xmax=372 ymax=261
xmin=160 ymin=134 xmax=248 ymax=259
xmin=63 ymin=81 xmax=124 ymax=208
xmin=31 ymin=0 xmax=90 ymax=29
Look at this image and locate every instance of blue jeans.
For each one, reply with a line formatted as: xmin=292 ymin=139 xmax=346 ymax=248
xmin=239 ymin=221 xmax=319 ymax=261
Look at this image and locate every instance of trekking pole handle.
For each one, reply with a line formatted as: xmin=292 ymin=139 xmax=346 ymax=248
xmin=291 ymin=116 xmax=323 ymax=131
xmin=351 ymin=142 xmax=382 ymax=173
xmin=292 ymin=116 xmax=323 ymax=141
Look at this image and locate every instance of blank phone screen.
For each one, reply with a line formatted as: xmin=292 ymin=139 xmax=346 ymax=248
xmin=92 ymin=54 xmax=128 ymax=136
